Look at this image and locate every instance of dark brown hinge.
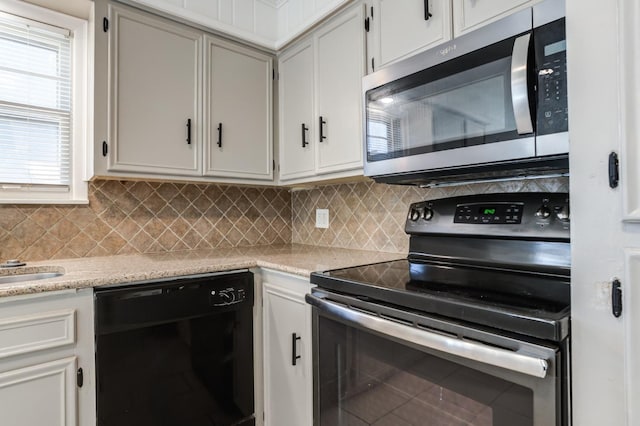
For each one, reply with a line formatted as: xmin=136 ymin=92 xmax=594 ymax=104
xmin=612 ymin=279 xmax=622 ymax=318
xmin=609 ymin=151 xmax=619 ymax=188
xmin=102 ymin=141 xmax=108 ymax=157
xmin=364 ymin=17 xmax=370 ymax=32
xmin=103 ymin=17 xmax=109 ymax=32
xmin=77 ymin=368 xmax=84 ymax=388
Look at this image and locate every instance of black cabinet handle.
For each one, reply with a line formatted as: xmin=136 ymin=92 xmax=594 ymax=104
xmin=301 ymin=123 xmax=309 ymax=147
xmin=217 ymin=123 xmax=223 ymax=148
xmin=292 ymin=333 xmax=301 ymax=366
xmin=186 ymin=119 xmax=192 ymax=145
xmin=319 ymin=116 xmax=327 ymax=142
xmin=609 ymin=151 xmax=619 ymax=188
xmin=424 ymin=0 xmax=433 ymax=20
xmin=612 ymin=279 xmax=622 ymax=318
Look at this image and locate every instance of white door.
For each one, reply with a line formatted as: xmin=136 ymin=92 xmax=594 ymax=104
xmin=108 ymin=5 xmax=201 ymax=175
xmin=567 ymin=0 xmax=631 ymax=424
xmin=263 ymin=282 xmax=312 ymax=426
xmin=315 ymin=6 xmax=365 ymax=174
xmin=371 ymin=0 xmax=452 ymax=71
xmin=278 ymin=40 xmax=315 ymax=181
xmin=0 ymin=357 xmax=77 ymax=426
xmin=205 ymin=38 xmax=273 ymax=180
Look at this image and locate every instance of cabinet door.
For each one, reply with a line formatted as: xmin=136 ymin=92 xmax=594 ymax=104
xmin=263 ymin=282 xmax=312 ymax=426
xmin=278 ymin=41 xmax=315 ymax=181
xmin=108 ymin=5 xmax=201 ymax=175
xmin=205 ymin=38 xmax=273 ymax=180
xmin=371 ymin=0 xmax=452 ymax=71
xmin=0 ymin=357 xmax=77 ymax=426
xmin=453 ymin=0 xmax=538 ymax=36
xmin=315 ymin=6 xmax=365 ymax=174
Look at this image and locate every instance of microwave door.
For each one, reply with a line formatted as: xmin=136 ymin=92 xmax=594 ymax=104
xmin=364 ymin=35 xmax=536 ymax=179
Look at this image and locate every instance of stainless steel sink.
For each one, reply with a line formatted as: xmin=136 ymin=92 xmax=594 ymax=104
xmin=0 ymin=271 xmax=64 ymax=285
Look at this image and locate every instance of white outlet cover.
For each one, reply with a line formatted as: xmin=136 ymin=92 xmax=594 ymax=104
xmin=316 ymin=209 xmax=329 ymax=228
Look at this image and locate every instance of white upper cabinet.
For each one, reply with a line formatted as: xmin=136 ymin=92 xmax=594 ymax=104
xmin=107 ymin=4 xmax=202 ymax=176
xmin=278 ymin=41 xmax=315 ymax=181
xmin=367 ymin=0 xmax=452 ymax=72
xmin=315 ymin=6 xmax=365 ymax=174
xmin=452 ymin=0 xmax=543 ymax=36
xmin=204 ymin=38 xmax=273 ymax=180
xmin=277 ymin=4 xmax=365 ymax=183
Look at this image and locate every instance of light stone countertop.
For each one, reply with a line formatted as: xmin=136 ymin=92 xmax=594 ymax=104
xmin=0 ymin=244 xmax=405 ymax=297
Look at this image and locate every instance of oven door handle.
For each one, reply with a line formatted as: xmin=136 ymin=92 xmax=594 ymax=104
xmin=511 ymin=33 xmax=534 ymax=135
xmin=306 ymin=294 xmax=548 ymax=379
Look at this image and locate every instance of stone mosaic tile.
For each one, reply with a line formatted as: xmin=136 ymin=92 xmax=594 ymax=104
xmin=291 ymin=177 xmax=570 ymax=254
xmin=0 ymin=180 xmax=292 ymax=261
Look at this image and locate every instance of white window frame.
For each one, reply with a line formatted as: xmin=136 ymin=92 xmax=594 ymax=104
xmin=0 ymin=0 xmax=90 ymax=204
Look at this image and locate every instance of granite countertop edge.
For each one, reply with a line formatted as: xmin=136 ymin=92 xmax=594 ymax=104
xmin=0 ymin=244 xmax=405 ymax=298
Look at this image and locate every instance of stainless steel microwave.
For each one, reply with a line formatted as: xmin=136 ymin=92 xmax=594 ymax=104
xmin=363 ymin=0 xmax=567 ymax=185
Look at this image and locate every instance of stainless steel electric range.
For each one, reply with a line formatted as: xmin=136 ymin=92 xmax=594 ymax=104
xmin=307 ymin=192 xmax=570 ymax=426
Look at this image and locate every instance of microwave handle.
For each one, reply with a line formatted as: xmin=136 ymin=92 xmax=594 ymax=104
xmin=306 ymin=293 xmax=548 ymax=379
xmin=511 ymin=33 xmax=534 ymax=135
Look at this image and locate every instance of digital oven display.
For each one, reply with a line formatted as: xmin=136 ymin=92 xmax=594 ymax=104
xmin=454 ymin=203 xmax=523 ymax=224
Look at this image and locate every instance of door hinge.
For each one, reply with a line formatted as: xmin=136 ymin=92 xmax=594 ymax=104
xmin=371 ymin=6 xmax=374 ymax=18
xmin=102 ymin=141 xmax=108 ymax=157
xmin=77 ymin=368 xmax=84 ymax=388
xmin=364 ymin=17 xmax=370 ymax=32
xmin=371 ymin=57 xmax=375 ymax=72
xmin=273 ymin=159 xmax=276 ymax=171
xmin=272 ymin=69 xmax=278 ymax=80
xmin=612 ymin=279 xmax=622 ymax=318
xmin=609 ymin=151 xmax=620 ymax=188
xmin=103 ymin=17 xmax=109 ymax=32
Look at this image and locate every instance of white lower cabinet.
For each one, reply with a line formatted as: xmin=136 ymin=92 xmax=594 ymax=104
xmin=261 ymin=269 xmax=313 ymax=426
xmin=0 ymin=289 xmax=95 ymax=426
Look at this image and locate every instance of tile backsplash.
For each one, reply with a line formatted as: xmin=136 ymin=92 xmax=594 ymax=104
xmin=0 ymin=176 xmax=569 ymax=262
xmin=0 ymin=180 xmax=292 ymax=261
xmin=291 ymin=177 xmax=569 ymax=254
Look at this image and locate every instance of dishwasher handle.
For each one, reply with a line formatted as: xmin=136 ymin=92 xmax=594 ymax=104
xmin=306 ymin=293 xmax=548 ymax=379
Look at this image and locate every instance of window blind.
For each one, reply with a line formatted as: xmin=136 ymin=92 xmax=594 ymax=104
xmin=0 ymin=12 xmax=72 ymax=187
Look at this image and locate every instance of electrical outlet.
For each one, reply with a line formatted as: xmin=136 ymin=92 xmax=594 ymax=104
xmin=316 ymin=209 xmax=329 ymax=229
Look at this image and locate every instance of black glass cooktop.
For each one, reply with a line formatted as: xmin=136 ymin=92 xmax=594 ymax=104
xmin=310 ymin=259 xmax=570 ymax=342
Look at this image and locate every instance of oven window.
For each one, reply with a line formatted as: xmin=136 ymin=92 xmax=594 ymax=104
xmin=318 ymin=316 xmax=534 ymax=426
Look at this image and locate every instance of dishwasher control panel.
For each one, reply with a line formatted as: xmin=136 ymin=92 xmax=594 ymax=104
xmin=210 ymin=287 xmax=248 ymax=306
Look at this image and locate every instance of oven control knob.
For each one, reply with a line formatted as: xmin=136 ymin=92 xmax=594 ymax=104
xmin=409 ymin=208 xmax=422 ymax=221
xmin=423 ymin=208 xmax=434 ymax=221
xmin=555 ymin=205 xmax=570 ymax=222
xmin=535 ymin=205 xmax=552 ymax=219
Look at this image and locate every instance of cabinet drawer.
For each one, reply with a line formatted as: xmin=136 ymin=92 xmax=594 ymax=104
xmin=0 ymin=309 xmax=76 ymax=360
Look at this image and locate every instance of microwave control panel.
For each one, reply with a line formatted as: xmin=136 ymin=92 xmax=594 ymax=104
xmin=535 ymin=18 xmax=568 ymax=136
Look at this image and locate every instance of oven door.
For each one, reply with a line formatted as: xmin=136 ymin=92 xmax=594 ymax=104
xmin=363 ymin=9 xmax=536 ymax=179
xmin=307 ymin=291 xmax=567 ymax=426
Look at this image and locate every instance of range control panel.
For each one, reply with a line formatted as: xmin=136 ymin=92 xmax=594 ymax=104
xmin=405 ymin=193 xmax=570 ymax=240
xmin=454 ymin=203 xmax=523 ymax=224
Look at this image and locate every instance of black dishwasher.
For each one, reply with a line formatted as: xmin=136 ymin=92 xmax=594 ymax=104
xmin=95 ymin=270 xmax=254 ymax=426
